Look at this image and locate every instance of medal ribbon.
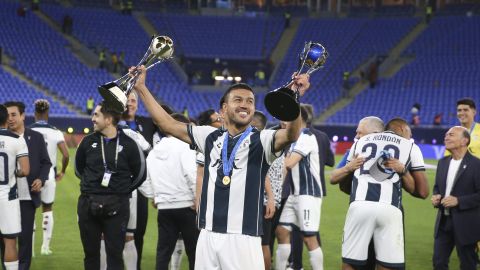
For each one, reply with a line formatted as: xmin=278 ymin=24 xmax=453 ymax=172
xmin=222 ymin=126 xmax=253 ymax=177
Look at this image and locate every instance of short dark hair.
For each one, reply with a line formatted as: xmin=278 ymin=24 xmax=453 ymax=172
xmin=197 ymin=109 xmax=216 ymax=126
xmin=462 ymin=128 xmax=471 ymax=146
xmin=99 ymin=100 xmax=121 ymax=126
xmin=171 ymin=113 xmax=190 ymax=124
xmin=385 ymin=117 xmax=408 ymax=133
xmin=457 ymin=98 xmax=476 ymax=110
xmin=253 ymin=111 xmax=267 ymax=129
xmin=0 ymin=105 xmax=8 ymax=126
xmin=4 ymin=101 xmax=25 ymax=114
xmin=219 ymin=83 xmax=254 ymax=107
xmin=301 ymin=103 xmax=314 ymax=125
xmin=34 ymin=99 xmax=50 ymax=114
xmin=300 ymin=106 xmax=308 ymax=123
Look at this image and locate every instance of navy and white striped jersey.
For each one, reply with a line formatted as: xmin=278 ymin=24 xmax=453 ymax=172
xmin=0 ymin=129 xmax=28 ymax=201
xmin=347 ymin=131 xmax=425 ymax=208
xmin=30 ymin=121 xmax=64 ymax=178
xmin=288 ymin=129 xmax=322 ymax=197
xmin=188 ymin=125 xmax=280 ymax=236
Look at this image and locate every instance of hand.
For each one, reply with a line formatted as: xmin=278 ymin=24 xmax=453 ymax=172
xmin=431 ymin=194 xmax=441 ymax=207
xmin=265 ymin=198 xmax=275 ymax=219
xmin=31 ymin=179 xmax=42 ymax=193
xmin=151 ymin=200 xmax=157 ymax=209
xmin=129 ymin=65 xmax=147 ymax=90
xmin=384 ymin=158 xmax=406 ymax=174
xmin=441 ymin=196 xmax=458 ymax=208
xmin=288 ymin=73 xmax=310 ymax=97
xmin=345 ymin=154 xmax=365 ymax=173
xmin=55 ymin=172 xmax=65 ymax=182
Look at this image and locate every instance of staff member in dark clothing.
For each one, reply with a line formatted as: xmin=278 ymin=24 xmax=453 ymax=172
xmin=75 ymin=101 xmax=146 ymax=270
xmin=4 ymin=101 xmax=52 ymax=270
xmin=122 ymin=91 xmax=156 ymax=269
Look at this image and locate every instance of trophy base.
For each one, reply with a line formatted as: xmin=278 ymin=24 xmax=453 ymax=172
xmin=98 ymin=82 xmax=128 ymax=113
xmin=264 ymin=87 xmax=300 ymax=121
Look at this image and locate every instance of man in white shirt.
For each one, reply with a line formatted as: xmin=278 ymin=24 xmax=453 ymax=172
xmin=139 ymin=113 xmax=198 ymax=270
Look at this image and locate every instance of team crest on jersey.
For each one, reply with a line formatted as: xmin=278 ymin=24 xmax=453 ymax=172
xmin=211 ymin=158 xmax=240 ymax=170
xmin=91 ymin=143 xmax=97 ymax=148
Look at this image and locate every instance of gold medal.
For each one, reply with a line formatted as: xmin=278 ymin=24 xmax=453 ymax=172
xmin=222 ymin=176 xmax=231 ymax=185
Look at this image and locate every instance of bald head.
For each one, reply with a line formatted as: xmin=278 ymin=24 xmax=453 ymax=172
xmin=355 ymin=116 xmax=384 ymax=139
xmin=385 ymin=118 xmax=412 ymax=139
xmin=445 ymin=126 xmax=470 ymax=152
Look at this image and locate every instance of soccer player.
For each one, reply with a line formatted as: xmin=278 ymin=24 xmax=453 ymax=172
xmin=30 ymin=99 xmax=69 ymax=255
xmin=339 ymin=118 xmax=427 ymax=270
xmin=131 ymin=65 xmax=310 ymax=269
xmin=0 ymin=104 xmax=30 ymax=270
xmin=275 ymin=106 xmax=324 ymax=270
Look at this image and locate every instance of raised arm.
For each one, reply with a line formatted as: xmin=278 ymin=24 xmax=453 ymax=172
xmin=131 ymin=66 xmax=191 ymax=144
xmin=273 ymin=74 xmax=310 ymax=152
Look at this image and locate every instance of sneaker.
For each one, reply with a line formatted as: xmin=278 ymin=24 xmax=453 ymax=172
xmin=40 ymin=246 xmax=52 ymax=255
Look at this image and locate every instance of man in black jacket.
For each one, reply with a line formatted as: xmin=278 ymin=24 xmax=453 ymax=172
xmin=75 ymin=101 xmax=146 ymax=270
xmin=432 ymin=126 xmax=480 ymax=270
xmin=5 ymin=101 xmax=52 ymax=270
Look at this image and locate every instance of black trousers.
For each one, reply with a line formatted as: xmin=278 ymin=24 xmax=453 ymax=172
xmin=156 ymin=207 xmax=199 ymax=270
xmin=134 ymin=192 xmax=148 ymax=270
xmin=19 ymin=200 xmax=36 ymax=270
xmin=77 ymin=194 xmax=129 ymax=270
xmin=433 ymin=215 xmax=477 ymax=270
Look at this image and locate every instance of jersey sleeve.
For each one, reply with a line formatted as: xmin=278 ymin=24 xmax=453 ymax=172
xmin=292 ymin=133 xmax=313 ymax=157
xmin=122 ymin=128 xmax=152 ymax=152
xmin=16 ymin=137 xmax=29 ymax=158
xmin=55 ymin=130 xmax=65 ymax=144
xmin=346 ymin=142 xmax=357 ymax=163
xmin=260 ymin=129 xmax=283 ymax=165
xmin=409 ymin=144 xmax=425 ymax=172
xmin=187 ymin=125 xmax=216 ymax=154
xmin=196 ymin=151 xmax=205 ymax=166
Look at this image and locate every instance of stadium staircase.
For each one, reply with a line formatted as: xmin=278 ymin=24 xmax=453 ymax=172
xmin=269 ymin=18 xmax=301 ymax=87
xmin=315 ymin=19 xmax=428 ymax=124
xmin=35 ymin=9 xmax=98 ymax=69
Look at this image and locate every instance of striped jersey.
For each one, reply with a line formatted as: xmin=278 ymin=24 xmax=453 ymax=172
xmin=347 ymin=131 xmax=425 ymax=209
xmin=0 ymin=129 xmax=28 ymax=201
xmin=287 ymin=129 xmax=322 ymax=197
xmin=188 ymin=125 xmax=280 ymax=236
xmin=30 ymin=121 xmax=64 ymax=178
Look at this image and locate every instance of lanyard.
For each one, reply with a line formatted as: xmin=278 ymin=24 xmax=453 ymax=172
xmin=100 ymin=135 xmax=119 ymax=171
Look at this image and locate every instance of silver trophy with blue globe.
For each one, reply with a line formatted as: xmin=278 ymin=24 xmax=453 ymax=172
xmin=98 ymin=35 xmax=174 ymax=113
xmin=264 ymin=41 xmax=328 ymax=121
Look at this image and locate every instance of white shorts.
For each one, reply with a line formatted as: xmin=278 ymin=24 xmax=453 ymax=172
xmin=40 ymin=177 xmax=56 ymax=204
xmin=279 ymin=195 xmax=322 ymax=235
xmin=195 ymin=229 xmax=264 ymax=270
xmin=127 ymin=190 xmax=137 ymax=235
xmin=342 ymin=201 xmax=404 ymax=268
xmin=0 ymin=199 xmax=21 ymax=237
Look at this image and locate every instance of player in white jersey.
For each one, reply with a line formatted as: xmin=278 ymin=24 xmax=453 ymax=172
xmin=130 ymin=65 xmax=310 ymax=270
xmin=30 ymin=99 xmax=70 ymax=256
xmin=0 ymin=104 xmax=30 ymax=270
xmin=341 ymin=118 xmax=427 ymax=270
xmin=276 ymin=107 xmax=324 ymax=270
xmin=99 ymin=115 xmax=152 ymax=270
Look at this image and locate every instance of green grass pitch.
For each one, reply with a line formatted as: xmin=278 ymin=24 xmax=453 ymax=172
xmin=29 ymin=149 xmax=459 ymax=269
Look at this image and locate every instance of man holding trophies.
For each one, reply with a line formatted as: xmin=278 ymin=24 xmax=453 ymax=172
xmin=129 ymin=64 xmax=310 ymax=269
